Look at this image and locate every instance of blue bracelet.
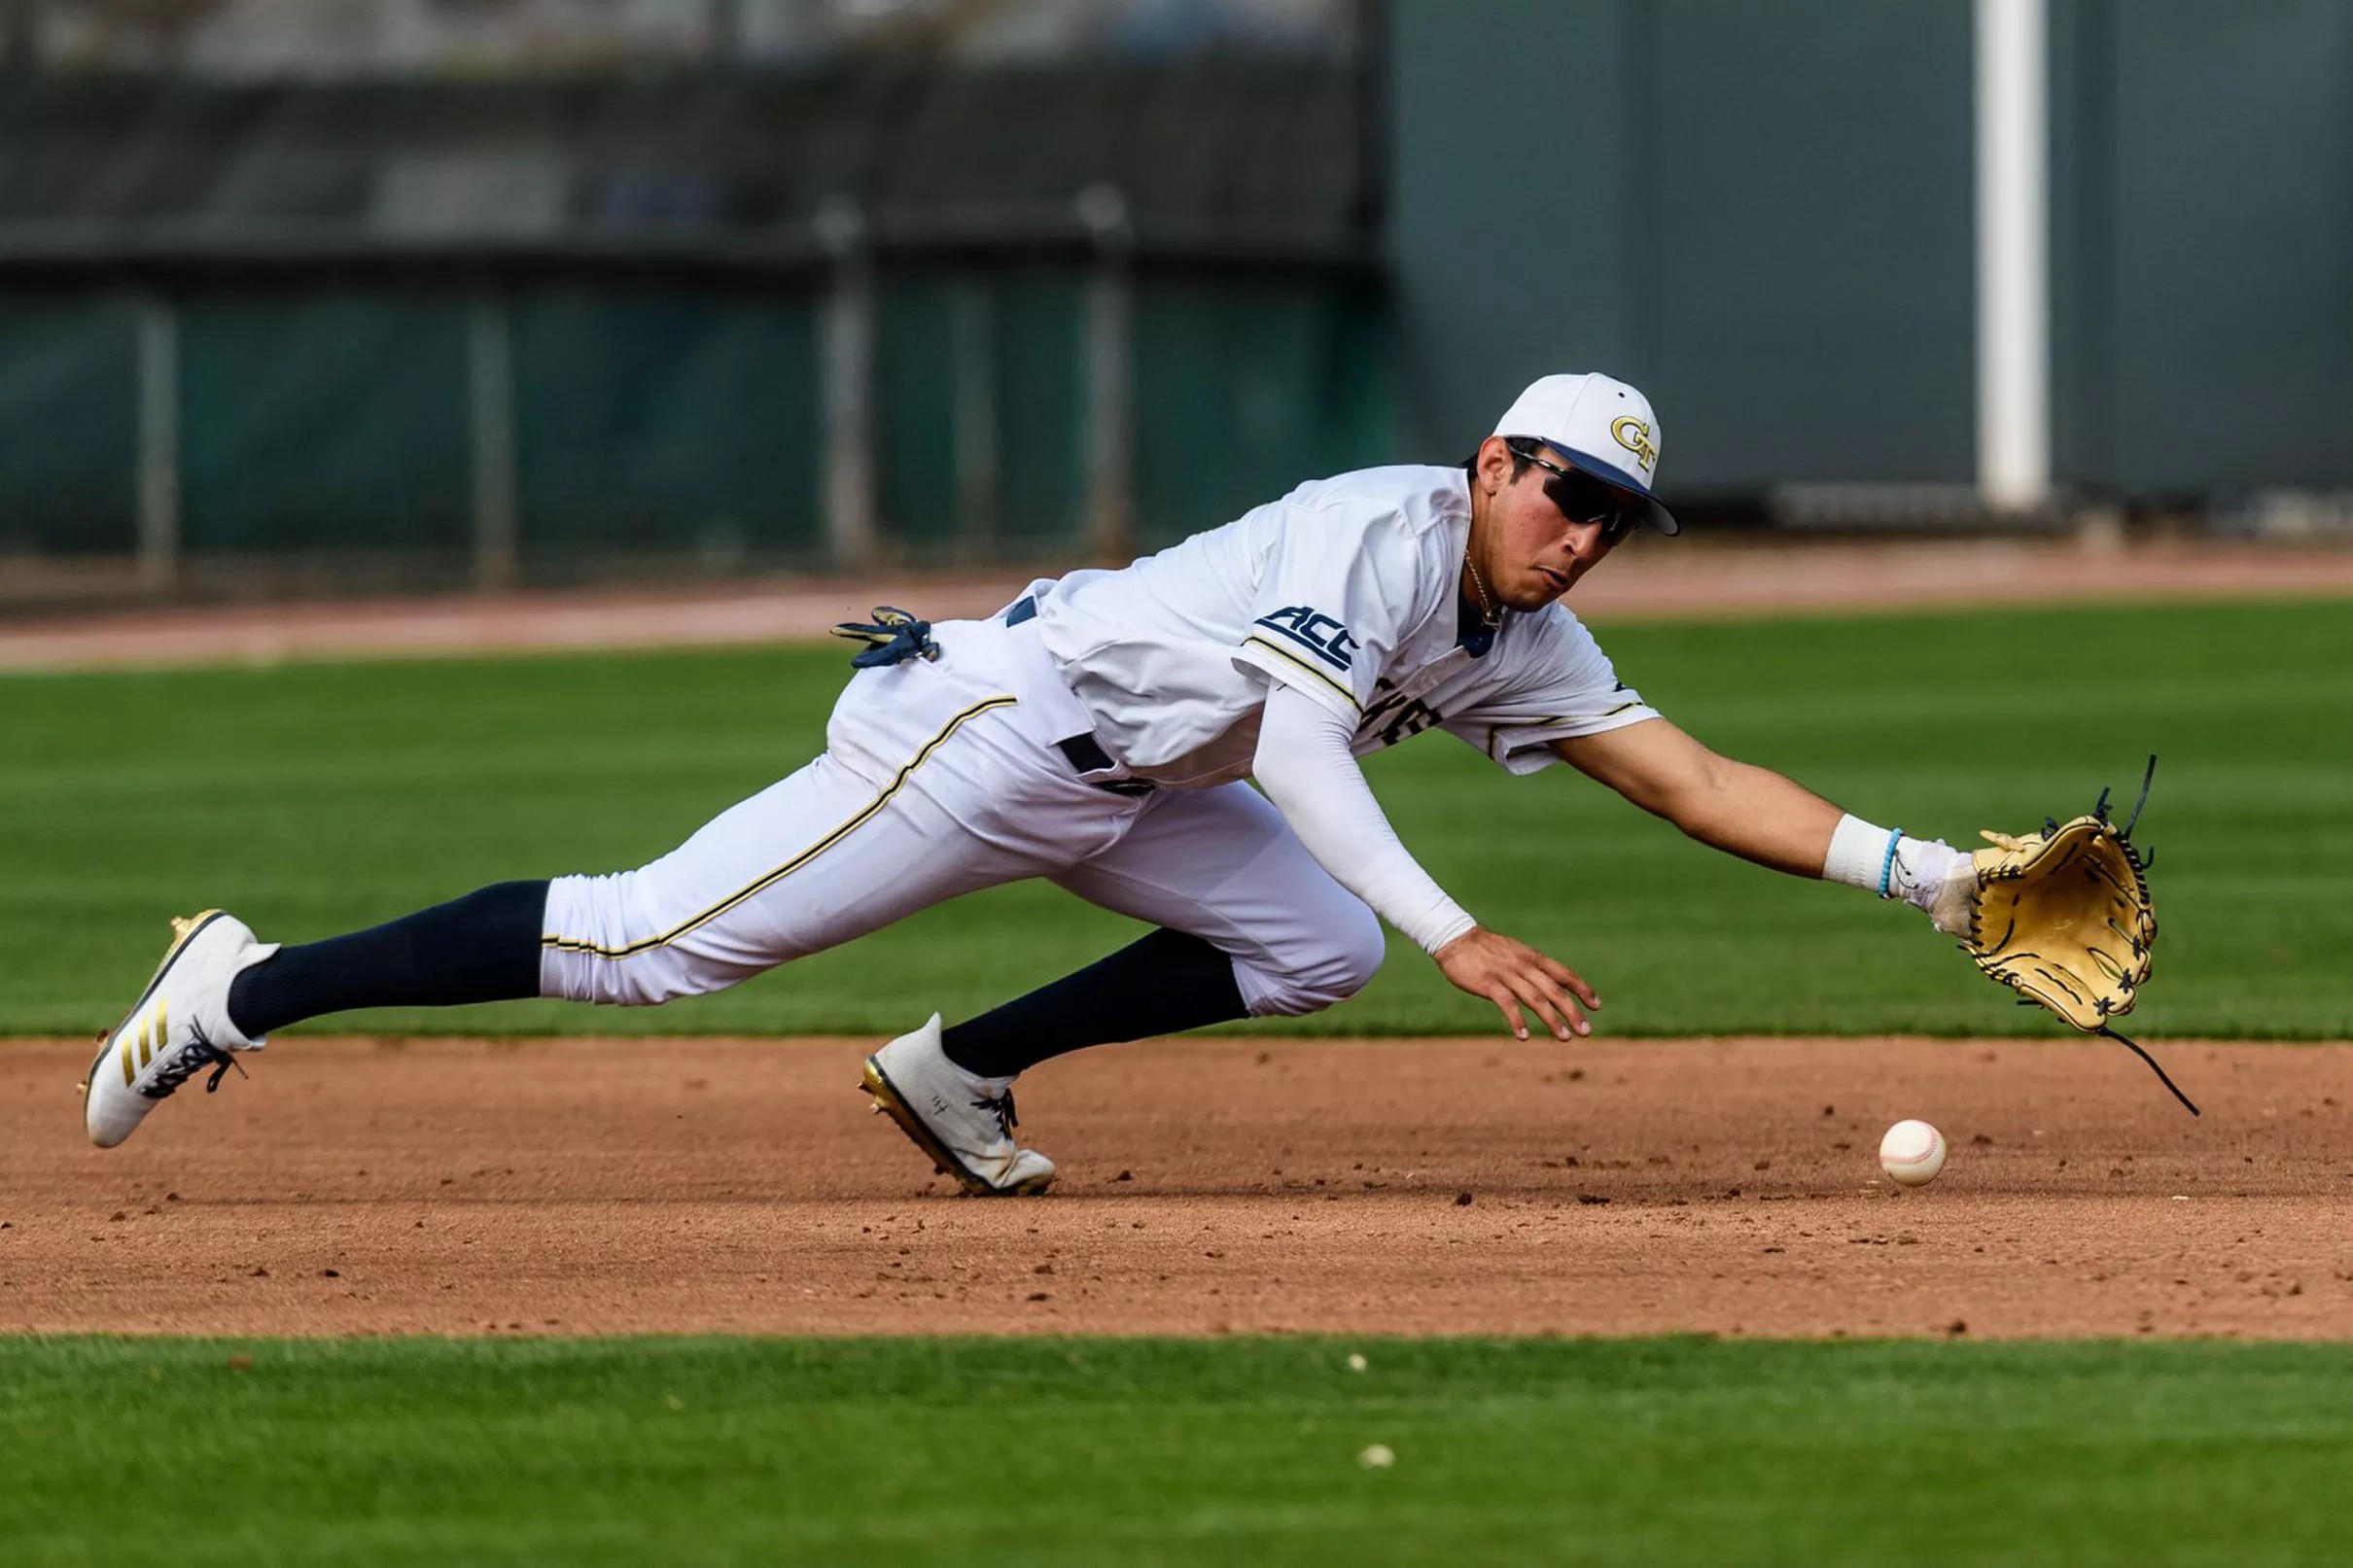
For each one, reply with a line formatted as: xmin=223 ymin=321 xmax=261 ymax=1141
xmin=1877 ymin=827 xmax=1905 ymax=898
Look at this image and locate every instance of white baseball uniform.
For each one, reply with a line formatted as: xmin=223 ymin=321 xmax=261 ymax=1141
xmin=539 ymin=462 xmax=1661 ymax=1019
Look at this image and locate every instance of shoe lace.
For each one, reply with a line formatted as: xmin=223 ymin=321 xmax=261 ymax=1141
xmin=975 ymin=1088 xmax=1019 ymax=1140
xmin=142 ymin=1026 xmax=247 ymax=1101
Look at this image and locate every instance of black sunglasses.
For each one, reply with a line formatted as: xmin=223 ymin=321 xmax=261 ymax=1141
xmin=1507 ymin=440 xmax=1644 ymax=543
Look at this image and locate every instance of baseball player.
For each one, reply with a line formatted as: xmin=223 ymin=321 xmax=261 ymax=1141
xmin=85 ymin=373 xmax=1983 ymax=1192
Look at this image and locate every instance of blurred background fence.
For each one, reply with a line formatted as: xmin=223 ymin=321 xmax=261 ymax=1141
xmin=1392 ymin=0 xmax=2353 ymax=523
xmin=0 ymin=0 xmax=2347 ymax=604
xmin=0 ymin=1 xmax=1386 ymax=597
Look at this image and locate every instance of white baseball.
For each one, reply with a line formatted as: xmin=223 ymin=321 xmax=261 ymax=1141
xmin=1878 ymin=1119 xmax=1948 ymax=1187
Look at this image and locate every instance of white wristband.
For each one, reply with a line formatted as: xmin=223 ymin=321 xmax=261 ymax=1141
xmin=1824 ymin=815 xmax=1902 ymax=895
xmin=1825 ymin=815 xmax=1962 ymax=916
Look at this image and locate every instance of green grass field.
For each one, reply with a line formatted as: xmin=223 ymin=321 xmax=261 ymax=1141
xmin=8 ymin=598 xmax=2348 ymax=1564
xmin=4 ymin=598 xmax=2346 ymax=1038
xmin=4 ymin=1335 xmax=2350 ymax=1566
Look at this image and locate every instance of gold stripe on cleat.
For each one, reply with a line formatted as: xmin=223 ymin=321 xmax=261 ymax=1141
xmin=86 ymin=911 xmax=226 ymax=1102
xmin=860 ymin=1058 xmax=1049 ymax=1198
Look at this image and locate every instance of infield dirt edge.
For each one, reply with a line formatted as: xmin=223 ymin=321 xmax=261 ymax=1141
xmin=5 ymin=1032 xmax=2345 ymax=1342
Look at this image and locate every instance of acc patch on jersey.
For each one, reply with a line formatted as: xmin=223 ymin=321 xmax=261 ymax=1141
xmin=1252 ymin=606 xmax=1359 ymax=671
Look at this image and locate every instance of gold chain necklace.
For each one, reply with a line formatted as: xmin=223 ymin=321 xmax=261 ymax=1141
xmin=1464 ymin=555 xmax=1502 ymax=627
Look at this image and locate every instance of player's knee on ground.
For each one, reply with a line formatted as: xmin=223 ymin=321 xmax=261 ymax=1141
xmin=1237 ymin=900 xmax=1387 ymax=1017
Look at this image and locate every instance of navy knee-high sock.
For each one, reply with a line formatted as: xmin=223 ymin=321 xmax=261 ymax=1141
xmin=939 ymin=926 xmax=1248 ymax=1079
xmin=226 ymin=880 xmax=550 ymax=1037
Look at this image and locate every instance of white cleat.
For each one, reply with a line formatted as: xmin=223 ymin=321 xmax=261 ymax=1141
xmin=82 ymin=910 xmax=280 ymax=1149
xmin=861 ymin=1013 xmax=1056 ymax=1196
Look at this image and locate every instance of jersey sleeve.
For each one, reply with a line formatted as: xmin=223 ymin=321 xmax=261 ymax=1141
xmin=1440 ymin=610 xmax=1660 ymax=775
xmin=1229 ymin=497 xmax=1429 ymax=722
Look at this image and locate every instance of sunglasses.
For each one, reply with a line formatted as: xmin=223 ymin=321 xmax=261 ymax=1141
xmin=1508 ymin=440 xmax=1645 ymax=543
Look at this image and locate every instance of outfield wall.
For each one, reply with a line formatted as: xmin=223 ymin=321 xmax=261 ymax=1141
xmin=0 ymin=272 xmax=1388 ymax=571
xmin=1387 ymin=0 xmax=2353 ymax=501
xmin=0 ymin=61 xmax=1389 ymax=582
xmin=7 ymin=6 xmax=2350 ymax=591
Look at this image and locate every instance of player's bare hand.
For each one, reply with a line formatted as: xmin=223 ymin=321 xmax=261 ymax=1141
xmin=1432 ymin=926 xmax=1599 ymax=1041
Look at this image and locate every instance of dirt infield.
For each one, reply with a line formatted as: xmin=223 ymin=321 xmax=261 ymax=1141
xmin=6 ymin=1033 xmax=2347 ymax=1340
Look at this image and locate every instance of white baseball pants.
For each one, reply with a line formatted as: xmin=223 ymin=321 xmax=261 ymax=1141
xmin=539 ymin=615 xmax=1386 ymax=1019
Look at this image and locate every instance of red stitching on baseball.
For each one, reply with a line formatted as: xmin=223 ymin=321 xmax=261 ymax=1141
xmin=1884 ymin=1131 xmax=1942 ymax=1166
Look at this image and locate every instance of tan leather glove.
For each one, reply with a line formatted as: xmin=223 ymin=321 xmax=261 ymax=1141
xmin=1958 ymin=759 xmax=2194 ymax=1113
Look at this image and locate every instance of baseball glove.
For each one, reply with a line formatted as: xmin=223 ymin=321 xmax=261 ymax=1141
xmin=1960 ymin=757 xmax=2194 ymax=1114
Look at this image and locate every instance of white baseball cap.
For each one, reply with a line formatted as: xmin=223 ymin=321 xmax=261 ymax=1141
xmin=1492 ymin=372 xmax=1679 ymax=536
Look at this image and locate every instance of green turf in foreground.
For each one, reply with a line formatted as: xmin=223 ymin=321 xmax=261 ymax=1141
xmin=2 ymin=1336 xmax=2349 ymax=1567
xmin=3 ymin=597 xmax=2348 ymax=1036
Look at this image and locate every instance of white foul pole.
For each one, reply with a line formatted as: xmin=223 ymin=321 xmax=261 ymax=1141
xmin=1975 ymin=0 xmax=2051 ymax=511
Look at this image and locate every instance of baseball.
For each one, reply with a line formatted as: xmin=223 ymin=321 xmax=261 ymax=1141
xmin=1878 ymin=1119 xmax=1948 ymax=1186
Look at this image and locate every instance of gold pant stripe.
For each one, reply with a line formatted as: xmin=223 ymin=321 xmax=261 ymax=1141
xmin=540 ymin=694 xmax=1020 ymax=962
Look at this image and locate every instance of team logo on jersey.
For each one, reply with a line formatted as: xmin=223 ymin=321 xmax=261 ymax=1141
xmin=1360 ymin=680 xmax=1442 ymax=748
xmin=1252 ymin=606 xmax=1359 ymax=671
xmin=1611 ymin=416 xmax=1659 ymax=474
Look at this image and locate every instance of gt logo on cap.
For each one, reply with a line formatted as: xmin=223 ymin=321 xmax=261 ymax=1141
xmin=1611 ymin=416 xmax=1659 ymax=474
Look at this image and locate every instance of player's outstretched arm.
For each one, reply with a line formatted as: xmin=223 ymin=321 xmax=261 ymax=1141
xmin=1551 ymin=719 xmax=1973 ymax=931
xmin=1552 ymin=718 xmax=1841 ymax=873
xmin=1253 ymin=683 xmax=1598 ymax=1041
